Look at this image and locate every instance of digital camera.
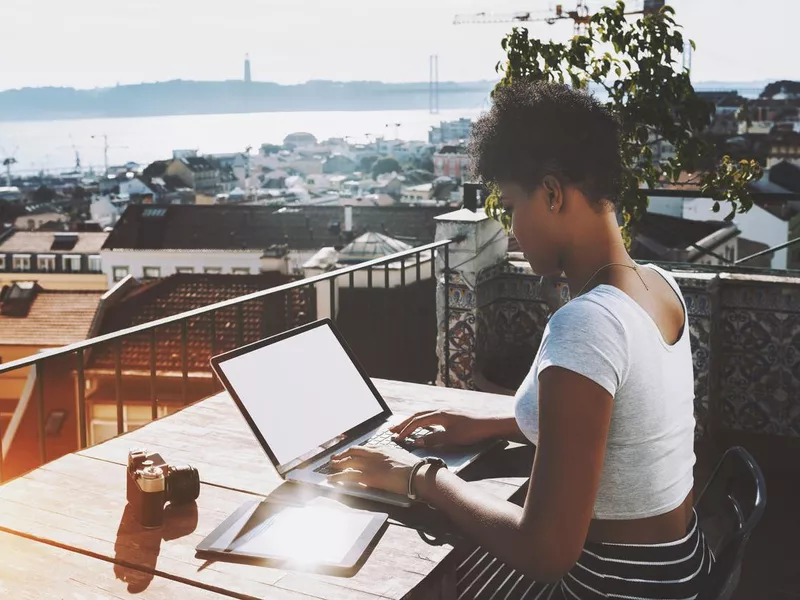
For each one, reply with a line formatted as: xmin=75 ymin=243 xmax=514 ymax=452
xmin=127 ymin=448 xmax=200 ymax=528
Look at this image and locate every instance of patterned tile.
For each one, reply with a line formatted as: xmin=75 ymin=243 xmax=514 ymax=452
xmin=688 ymin=315 xmax=711 ymax=439
xmin=448 ymin=284 xmax=476 ymax=311
xmin=720 ymin=307 xmax=800 ymax=435
xmin=474 ymin=299 xmax=547 ymax=390
xmin=442 ymin=310 xmax=476 ymax=390
xmin=683 ymin=291 xmax=713 ymax=318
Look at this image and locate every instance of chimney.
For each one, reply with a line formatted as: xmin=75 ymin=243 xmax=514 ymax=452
xmin=463 ymin=183 xmax=480 ymax=212
xmin=344 ymin=205 xmax=353 ymax=232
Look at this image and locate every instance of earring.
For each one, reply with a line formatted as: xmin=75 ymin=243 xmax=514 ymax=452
xmin=549 ymin=205 xmax=554 ymax=211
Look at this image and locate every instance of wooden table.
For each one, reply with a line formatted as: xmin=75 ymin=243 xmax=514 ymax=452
xmin=0 ymin=379 xmax=532 ymax=599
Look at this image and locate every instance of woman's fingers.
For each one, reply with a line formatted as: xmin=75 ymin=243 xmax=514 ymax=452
xmin=327 ymin=468 xmax=364 ymax=485
xmin=393 ymin=413 xmax=447 ymax=442
xmin=413 ymin=430 xmax=449 ymax=448
xmin=389 ymin=410 xmax=436 ymax=434
xmin=330 ymin=455 xmax=354 ymax=467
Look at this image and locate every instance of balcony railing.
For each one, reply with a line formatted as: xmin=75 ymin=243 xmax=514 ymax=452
xmin=0 ymin=239 xmax=455 ymax=481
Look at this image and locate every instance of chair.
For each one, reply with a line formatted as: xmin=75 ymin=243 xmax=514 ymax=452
xmin=694 ymin=446 xmax=767 ymax=600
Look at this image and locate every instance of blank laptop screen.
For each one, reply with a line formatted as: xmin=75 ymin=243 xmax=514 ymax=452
xmin=215 ymin=323 xmax=385 ymax=471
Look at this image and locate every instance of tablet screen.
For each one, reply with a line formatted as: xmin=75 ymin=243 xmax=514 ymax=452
xmin=205 ymin=500 xmax=384 ymax=567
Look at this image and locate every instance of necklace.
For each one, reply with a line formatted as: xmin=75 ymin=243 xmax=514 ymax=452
xmin=575 ymin=261 xmax=650 ymax=298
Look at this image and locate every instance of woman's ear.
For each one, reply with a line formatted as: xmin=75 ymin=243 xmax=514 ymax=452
xmin=542 ymin=175 xmax=563 ymax=213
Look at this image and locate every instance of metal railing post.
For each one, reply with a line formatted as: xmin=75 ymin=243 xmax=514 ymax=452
xmin=235 ymin=304 xmax=245 ymax=348
xmin=114 ymin=342 xmax=123 ymax=435
xmin=36 ymin=362 xmax=46 ymax=463
xmin=443 ymin=245 xmax=451 ymax=388
xmin=329 ymin=277 xmax=336 ymax=321
xmin=76 ymin=349 xmax=87 ymax=449
xmin=181 ymin=320 xmax=189 ymax=405
xmin=149 ymin=329 xmax=157 ymax=421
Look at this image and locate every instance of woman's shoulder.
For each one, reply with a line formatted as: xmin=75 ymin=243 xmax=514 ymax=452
xmin=544 ymin=291 xmax=633 ymax=351
xmin=550 ymin=287 xmax=630 ymax=328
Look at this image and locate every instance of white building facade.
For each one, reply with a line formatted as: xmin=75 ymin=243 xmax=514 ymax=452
xmin=648 ymin=195 xmax=790 ymax=269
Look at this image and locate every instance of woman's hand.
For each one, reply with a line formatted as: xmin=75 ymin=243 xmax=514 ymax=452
xmin=389 ymin=410 xmax=497 ymax=449
xmin=327 ymin=446 xmax=419 ymax=496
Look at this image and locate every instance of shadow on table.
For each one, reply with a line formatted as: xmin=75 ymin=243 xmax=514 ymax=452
xmin=114 ymin=502 xmax=199 ymax=593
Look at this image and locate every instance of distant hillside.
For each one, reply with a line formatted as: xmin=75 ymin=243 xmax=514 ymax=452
xmin=0 ymin=80 xmax=495 ymax=122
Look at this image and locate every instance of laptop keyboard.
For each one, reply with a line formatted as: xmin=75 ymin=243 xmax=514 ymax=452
xmin=314 ymin=462 xmax=337 ymax=475
xmin=362 ymin=425 xmax=395 ymax=450
xmin=313 ymin=424 xmax=410 ymax=475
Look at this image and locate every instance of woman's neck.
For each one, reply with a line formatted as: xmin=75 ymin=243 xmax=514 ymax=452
xmin=561 ymin=215 xmax=632 ymax=296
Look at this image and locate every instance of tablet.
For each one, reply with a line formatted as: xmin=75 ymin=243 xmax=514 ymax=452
xmin=196 ymin=498 xmax=387 ymax=572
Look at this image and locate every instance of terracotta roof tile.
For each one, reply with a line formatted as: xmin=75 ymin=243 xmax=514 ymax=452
xmin=0 ymin=290 xmax=103 ymax=346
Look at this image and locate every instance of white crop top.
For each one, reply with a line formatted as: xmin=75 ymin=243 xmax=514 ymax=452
xmin=514 ymin=264 xmax=696 ymax=520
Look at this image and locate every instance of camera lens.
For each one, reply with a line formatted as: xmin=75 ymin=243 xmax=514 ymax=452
xmin=164 ymin=465 xmax=200 ymax=504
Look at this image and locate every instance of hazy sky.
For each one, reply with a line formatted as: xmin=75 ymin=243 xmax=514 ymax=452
xmin=1 ymin=0 xmax=796 ymax=91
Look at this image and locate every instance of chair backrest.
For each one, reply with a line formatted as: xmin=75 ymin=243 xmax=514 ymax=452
xmin=694 ymin=446 xmax=767 ymax=600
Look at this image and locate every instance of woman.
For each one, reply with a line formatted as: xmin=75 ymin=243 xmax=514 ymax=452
xmin=329 ymin=81 xmax=713 ymax=599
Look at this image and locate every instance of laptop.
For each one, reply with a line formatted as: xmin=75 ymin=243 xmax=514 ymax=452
xmin=210 ymin=318 xmax=496 ymax=507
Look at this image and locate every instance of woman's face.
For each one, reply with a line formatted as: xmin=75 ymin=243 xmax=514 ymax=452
xmin=498 ymin=181 xmax=562 ymax=276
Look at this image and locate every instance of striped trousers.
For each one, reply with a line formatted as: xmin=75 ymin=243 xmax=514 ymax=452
xmin=458 ymin=509 xmax=714 ymax=599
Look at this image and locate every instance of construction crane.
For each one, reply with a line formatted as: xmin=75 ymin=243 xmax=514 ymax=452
xmin=454 ymin=0 xmax=666 ymax=36
xmin=91 ymin=134 xmax=129 ymax=175
xmin=57 ymin=135 xmax=83 ymax=174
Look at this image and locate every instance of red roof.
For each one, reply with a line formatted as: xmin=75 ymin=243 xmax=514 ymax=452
xmin=88 ymin=274 xmax=313 ymax=373
xmin=0 ymin=289 xmax=103 ymax=346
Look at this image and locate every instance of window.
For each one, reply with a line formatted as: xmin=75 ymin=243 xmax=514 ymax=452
xmin=88 ymin=255 xmax=102 ymax=273
xmin=143 ymin=266 xmax=161 ymax=280
xmin=13 ymin=254 xmax=31 ymax=271
xmin=62 ymin=255 xmax=81 ymax=273
xmin=89 ymin=403 xmax=177 ymax=445
xmin=0 ymin=255 xmax=5 ymax=270
xmin=37 ymin=255 xmax=56 ymax=272
xmin=176 ymin=267 xmax=194 ymax=274
xmin=232 ymin=268 xmax=251 ymax=275
xmin=113 ymin=266 xmax=130 ymax=282
xmin=204 ymin=267 xmax=222 ymax=274
xmin=142 ymin=207 xmax=167 ymax=218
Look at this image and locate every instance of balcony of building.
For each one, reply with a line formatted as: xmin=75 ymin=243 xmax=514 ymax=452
xmin=0 ymin=206 xmax=796 ymax=597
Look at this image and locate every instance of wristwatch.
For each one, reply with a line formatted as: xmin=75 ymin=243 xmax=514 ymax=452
xmin=407 ymin=457 xmax=447 ymax=501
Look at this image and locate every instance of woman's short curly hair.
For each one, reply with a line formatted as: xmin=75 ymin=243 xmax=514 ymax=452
xmin=468 ymin=80 xmax=623 ymax=205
